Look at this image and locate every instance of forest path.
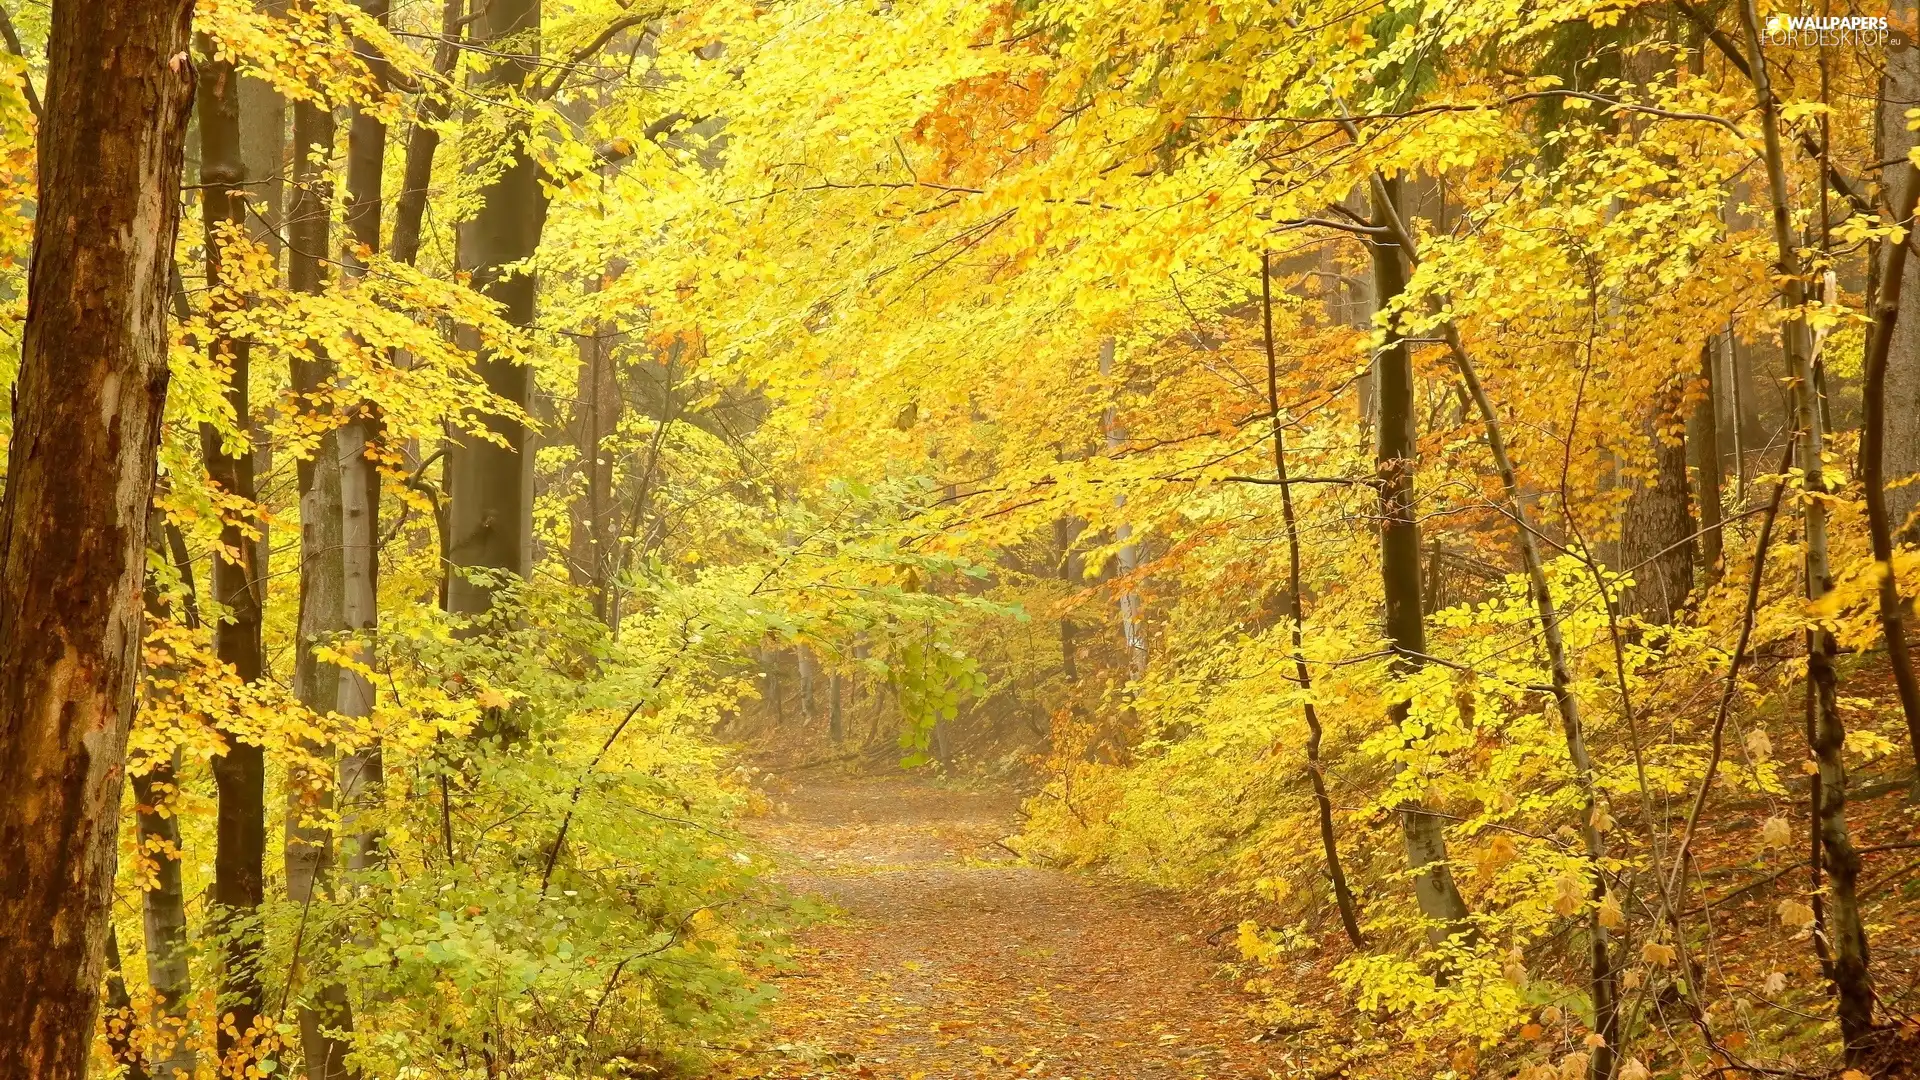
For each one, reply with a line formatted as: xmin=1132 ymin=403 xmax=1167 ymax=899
xmin=716 ymin=773 xmax=1295 ymax=1079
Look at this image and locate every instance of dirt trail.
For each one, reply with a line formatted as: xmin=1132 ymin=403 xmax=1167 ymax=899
xmin=720 ymin=774 xmax=1293 ymax=1079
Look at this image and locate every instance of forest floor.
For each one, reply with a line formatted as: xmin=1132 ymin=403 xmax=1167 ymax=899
xmin=712 ymin=771 xmax=1295 ymax=1079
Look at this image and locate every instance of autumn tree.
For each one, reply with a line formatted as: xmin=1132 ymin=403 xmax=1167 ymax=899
xmin=0 ymin=0 xmax=195 ymax=1074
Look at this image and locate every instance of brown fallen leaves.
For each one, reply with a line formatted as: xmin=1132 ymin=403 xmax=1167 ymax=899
xmin=712 ymin=775 xmax=1294 ymax=1079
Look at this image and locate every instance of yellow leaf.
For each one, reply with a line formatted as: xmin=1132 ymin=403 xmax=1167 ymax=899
xmin=1761 ymin=816 xmax=1793 ymax=848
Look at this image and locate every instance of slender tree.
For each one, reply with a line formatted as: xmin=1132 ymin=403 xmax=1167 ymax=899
xmin=1366 ymin=176 xmax=1473 ymax=943
xmin=195 ymin=28 xmax=277 ymax=1066
xmin=1859 ymin=156 xmax=1920 ymax=783
xmin=1738 ymin=0 xmax=1874 ymax=1051
xmin=0 ymin=0 xmax=195 ymax=1073
xmin=339 ymin=0 xmax=389 ymax=885
xmin=136 ymin=511 xmax=198 ymax=1079
xmin=285 ymin=83 xmax=359 ymax=1078
xmin=1691 ymin=340 xmax=1726 ymax=585
xmin=1263 ymin=252 xmax=1365 ymax=950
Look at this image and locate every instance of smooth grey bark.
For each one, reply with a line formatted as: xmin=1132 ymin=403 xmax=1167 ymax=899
xmin=829 ymin=673 xmax=845 ymax=743
xmin=1099 ymin=339 xmax=1147 ymax=678
xmin=133 ymin=752 xmax=194 ymax=1077
xmin=104 ymin=925 xmax=148 ymax=1080
xmin=1859 ymin=159 xmax=1920 ymax=786
xmin=797 ymin=645 xmax=818 ymax=722
xmin=339 ymin=0 xmax=389 ymax=881
xmin=567 ymin=274 xmax=623 ymax=622
xmin=1053 ymin=515 xmax=1085 ymax=682
xmin=390 ymin=0 xmax=464 ymax=267
xmin=236 ymin=0 xmax=285 ymax=267
xmin=286 ymin=91 xmax=359 ymax=1080
xmin=448 ymin=0 xmax=542 ymax=615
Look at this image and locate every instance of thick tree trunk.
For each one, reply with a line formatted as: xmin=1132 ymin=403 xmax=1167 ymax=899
xmin=1691 ymin=340 xmax=1726 ymax=585
xmin=0 ymin=1 xmax=194 ymax=1073
xmin=448 ymin=0 xmax=541 ymax=615
xmin=1621 ymin=384 xmax=1695 ymax=624
xmin=1367 ymin=176 xmax=1472 ymax=944
xmin=1881 ymin=0 xmax=1920 ymax=542
xmin=1740 ymin=0 xmax=1875 ymax=1053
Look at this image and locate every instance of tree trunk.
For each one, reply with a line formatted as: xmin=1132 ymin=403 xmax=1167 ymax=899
xmin=0 ymin=1 xmax=194 ymax=1073
xmin=1621 ymin=383 xmax=1696 ymax=624
xmin=104 ymin=925 xmax=149 ymax=1080
xmin=797 ymin=645 xmax=817 ymax=723
xmin=1740 ymin=0 xmax=1875 ymax=1053
xmin=1859 ymin=159 xmax=1920 ymax=785
xmin=1367 ymin=176 xmax=1472 ymax=944
xmin=339 ymin=0 xmax=388 ymax=883
xmin=1725 ymin=324 xmax=1754 ymax=502
xmin=1099 ymin=339 xmax=1148 ymax=680
xmin=237 ymin=0 xmax=285 ymax=268
xmin=136 ymin=516 xmax=198 ymax=1078
xmin=1367 ymin=174 xmax=1622 ymax=1076
xmin=829 ymin=673 xmax=845 ymax=743
xmin=1691 ymin=340 xmax=1726 ymax=585
xmin=286 ymin=89 xmax=360 ymax=1080
xmin=763 ymin=644 xmax=784 ymax=726
xmin=568 ymin=279 xmax=622 ymax=621
xmin=133 ymin=752 xmax=195 ymax=1076
xmin=1054 ymin=516 xmax=1085 ymax=682
xmin=448 ymin=0 xmax=541 ymax=615
xmin=1262 ymin=253 xmax=1365 ymax=950
xmin=193 ymin=30 xmax=277 ymax=1069
xmin=1881 ymin=0 xmax=1920 ymax=543
xmin=390 ymin=0 xmax=464 ymax=268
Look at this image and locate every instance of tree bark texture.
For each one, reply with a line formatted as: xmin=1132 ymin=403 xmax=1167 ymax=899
xmin=1621 ymin=384 xmax=1696 ymax=624
xmin=1880 ymin=0 xmax=1920 ymax=542
xmin=0 ymin=0 xmax=194 ymax=1074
